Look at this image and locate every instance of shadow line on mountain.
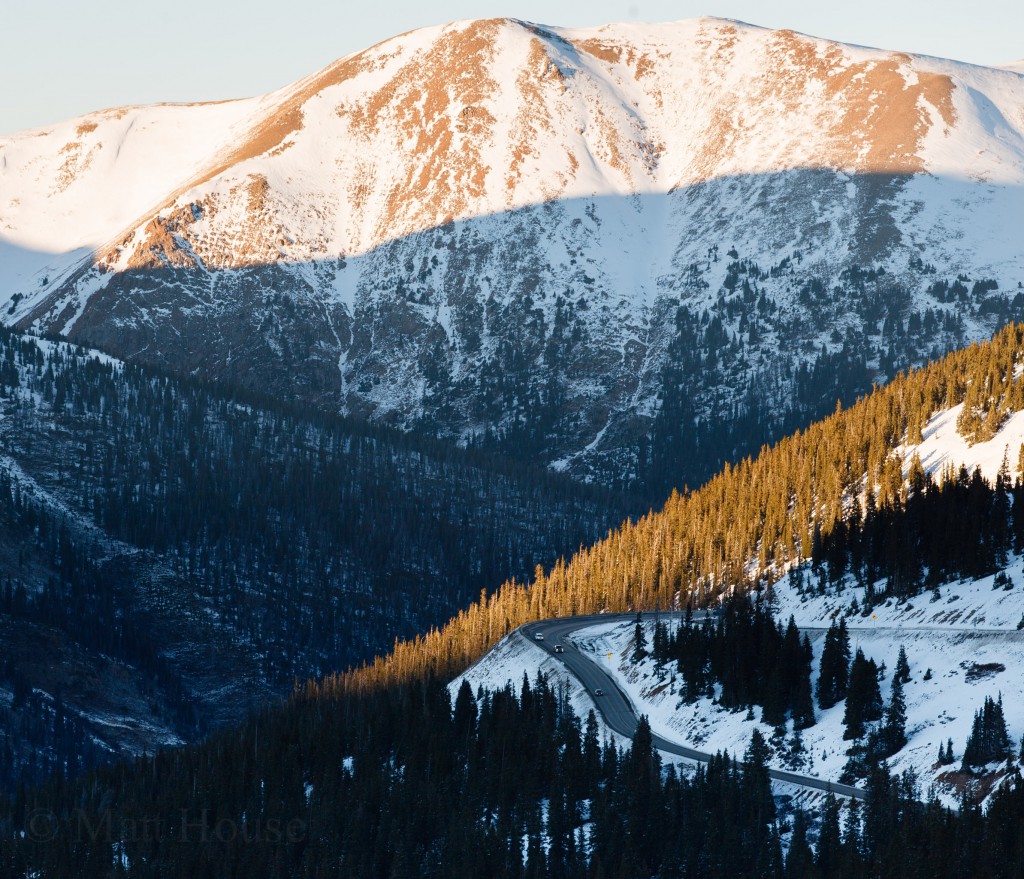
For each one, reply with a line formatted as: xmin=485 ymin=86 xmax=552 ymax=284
xmin=1 ymin=167 xmax=1020 ymax=492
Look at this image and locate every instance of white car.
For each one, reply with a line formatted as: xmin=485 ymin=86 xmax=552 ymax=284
xmin=534 ymin=633 xmax=544 ymax=641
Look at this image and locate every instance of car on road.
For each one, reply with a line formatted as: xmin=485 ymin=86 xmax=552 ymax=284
xmin=554 ymin=645 xmax=564 ymax=653
xmin=593 ymin=689 xmax=604 ymax=696
xmin=534 ymin=633 xmax=544 ymax=641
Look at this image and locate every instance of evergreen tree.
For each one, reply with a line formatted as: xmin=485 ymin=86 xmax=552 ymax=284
xmin=453 ymin=679 xmax=477 ymax=744
xmin=815 ymin=793 xmax=843 ymax=878
xmin=843 ymin=649 xmax=883 ymax=740
xmin=881 ymin=675 xmax=908 ymax=756
xmin=792 ymin=667 xmax=816 ymax=731
xmin=894 ymin=645 xmax=911 ymax=684
xmin=632 ymin=622 xmax=648 ymax=662
xmin=743 ymin=728 xmax=776 ymax=825
xmin=962 ymin=695 xmax=1013 ymax=770
xmin=817 ymin=618 xmax=851 ymax=709
xmin=785 ymin=811 xmax=816 ymax=879
xmin=652 ymin=621 xmax=669 ymax=667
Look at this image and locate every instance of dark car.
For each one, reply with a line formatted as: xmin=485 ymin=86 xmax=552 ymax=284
xmin=593 ymin=689 xmax=604 ymax=696
xmin=554 ymin=645 xmax=564 ymax=653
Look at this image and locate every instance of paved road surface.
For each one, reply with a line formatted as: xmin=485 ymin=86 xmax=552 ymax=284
xmin=520 ymin=613 xmax=865 ymax=800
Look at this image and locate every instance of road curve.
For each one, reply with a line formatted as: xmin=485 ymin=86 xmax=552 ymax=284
xmin=520 ymin=613 xmax=865 ymax=801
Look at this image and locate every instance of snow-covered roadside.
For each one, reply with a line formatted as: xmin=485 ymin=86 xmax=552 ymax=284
xmin=566 ymin=569 xmax=1024 ymax=810
xmin=774 ymin=563 xmax=1024 ymax=631
xmin=451 ymin=631 xmax=633 ymax=753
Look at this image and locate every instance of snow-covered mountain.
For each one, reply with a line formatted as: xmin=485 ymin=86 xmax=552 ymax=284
xmin=2 ymin=17 xmax=1024 ymax=486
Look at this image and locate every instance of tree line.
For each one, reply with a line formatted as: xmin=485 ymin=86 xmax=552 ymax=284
xmin=812 ymin=456 xmax=1022 ymax=600
xmin=335 ymin=321 xmax=1024 ymax=694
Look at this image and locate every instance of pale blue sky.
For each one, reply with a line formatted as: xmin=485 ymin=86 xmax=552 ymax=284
xmin=2 ymin=0 xmax=1020 ymax=135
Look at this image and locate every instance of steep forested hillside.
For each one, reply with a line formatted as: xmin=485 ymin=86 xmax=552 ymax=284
xmin=0 ymin=328 xmax=630 ymax=791
xmin=10 ymin=323 xmax=1024 ymax=877
xmin=338 ymin=322 xmax=1024 ymax=691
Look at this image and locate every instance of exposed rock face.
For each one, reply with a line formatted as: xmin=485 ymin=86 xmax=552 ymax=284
xmin=2 ymin=18 xmax=1023 ymax=486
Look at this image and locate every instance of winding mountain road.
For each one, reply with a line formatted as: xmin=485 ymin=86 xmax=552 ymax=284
xmin=520 ymin=613 xmax=865 ymax=800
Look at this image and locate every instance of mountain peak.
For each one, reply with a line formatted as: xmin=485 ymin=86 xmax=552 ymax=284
xmin=1 ymin=19 xmax=1023 ymax=486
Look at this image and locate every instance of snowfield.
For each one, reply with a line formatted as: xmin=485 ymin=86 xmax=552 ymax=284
xmin=902 ymin=402 xmax=1024 ymax=485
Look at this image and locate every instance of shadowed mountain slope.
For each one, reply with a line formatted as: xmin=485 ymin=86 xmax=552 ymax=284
xmin=2 ymin=18 xmax=1023 ymax=491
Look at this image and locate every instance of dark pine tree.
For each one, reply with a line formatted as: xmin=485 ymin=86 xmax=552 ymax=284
xmin=817 ymin=618 xmax=851 ymax=710
xmin=633 ymin=622 xmax=648 ymax=661
xmin=894 ymin=645 xmax=911 ymax=684
xmin=880 ymin=675 xmax=908 ymax=757
xmin=962 ymin=695 xmax=1013 ymax=770
xmin=843 ymin=648 xmax=883 ymax=740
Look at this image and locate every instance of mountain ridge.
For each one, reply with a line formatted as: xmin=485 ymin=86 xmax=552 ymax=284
xmin=2 ymin=17 xmax=1023 ymax=489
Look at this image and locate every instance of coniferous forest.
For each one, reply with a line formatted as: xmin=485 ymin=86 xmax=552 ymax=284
xmin=9 ymin=320 xmax=1024 ymax=873
xmin=5 ymin=670 xmax=1024 ymax=878
xmin=650 ymin=598 xmax=816 ymax=731
xmin=0 ymin=327 xmax=632 ymax=791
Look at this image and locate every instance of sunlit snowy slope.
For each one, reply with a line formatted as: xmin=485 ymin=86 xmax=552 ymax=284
xmin=2 ymin=18 xmax=1024 ymax=483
